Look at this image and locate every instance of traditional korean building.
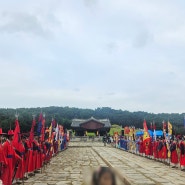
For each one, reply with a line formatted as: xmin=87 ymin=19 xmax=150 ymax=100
xmin=71 ymin=117 xmax=111 ymax=136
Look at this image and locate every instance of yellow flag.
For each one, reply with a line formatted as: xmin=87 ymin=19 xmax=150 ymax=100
xmin=129 ymin=128 xmax=134 ymax=136
xmin=48 ymin=123 xmax=52 ymax=143
xmin=168 ymin=121 xmax=172 ymax=135
xmin=143 ymin=120 xmax=150 ymax=142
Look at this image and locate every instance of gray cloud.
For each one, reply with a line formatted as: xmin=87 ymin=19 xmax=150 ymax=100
xmin=0 ymin=12 xmax=51 ymax=37
xmin=83 ymin=0 xmax=98 ymax=7
xmin=0 ymin=0 xmax=185 ymax=113
xmin=132 ymin=30 xmax=153 ymax=48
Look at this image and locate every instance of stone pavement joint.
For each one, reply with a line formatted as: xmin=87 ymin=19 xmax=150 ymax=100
xmin=92 ymin=147 xmax=185 ymax=185
xmin=24 ymin=142 xmax=185 ymax=185
xmin=24 ymin=143 xmax=123 ymax=185
xmin=92 ymin=147 xmax=132 ymax=185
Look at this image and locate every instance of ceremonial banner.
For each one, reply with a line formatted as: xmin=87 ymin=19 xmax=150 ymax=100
xmin=124 ymin=126 xmax=130 ymax=135
xmin=48 ymin=122 xmax=53 ymax=143
xmin=55 ymin=123 xmax=59 ymax=141
xmin=12 ymin=118 xmax=21 ymax=151
xmin=37 ymin=113 xmax=43 ymax=136
xmin=129 ymin=128 xmax=134 ymax=137
xmin=143 ymin=120 xmax=150 ymax=142
xmin=163 ymin=121 xmax=167 ymax=132
xmin=168 ymin=121 xmax=172 ymax=135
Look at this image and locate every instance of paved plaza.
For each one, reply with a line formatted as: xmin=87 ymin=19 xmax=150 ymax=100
xmin=24 ymin=142 xmax=185 ymax=185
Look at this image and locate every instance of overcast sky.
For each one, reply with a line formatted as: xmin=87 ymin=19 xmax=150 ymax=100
xmin=0 ymin=0 xmax=185 ymax=113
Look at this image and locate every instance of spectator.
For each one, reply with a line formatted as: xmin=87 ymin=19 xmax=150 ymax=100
xmin=92 ymin=167 xmax=116 ymax=185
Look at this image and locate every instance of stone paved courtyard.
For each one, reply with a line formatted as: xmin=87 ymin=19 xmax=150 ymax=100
xmin=24 ymin=142 xmax=185 ymax=185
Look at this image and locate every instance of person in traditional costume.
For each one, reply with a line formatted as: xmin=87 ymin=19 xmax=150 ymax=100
xmin=144 ymin=138 xmax=151 ymax=157
xmin=153 ymin=139 xmax=159 ymax=160
xmin=138 ymin=137 xmax=144 ymax=156
xmin=2 ymin=130 xmax=21 ymax=185
xmin=0 ymin=128 xmax=7 ymax=184
xmin=170 ymin=139 xmax=178 ymax=168
xmin=157 ymin=138 xmax=163 ymax=161
xmin=32 ymin=136 xmax=39 ymax=172
xmin=149 ymin=139 xmax=153 ymax=158
xmin=25 ymin=137 xmax=34 ymax=175
xmin=161 ymin=139 xmax=167 ymax=162
xmin=15 ymin=135 xmax=26 ymax=181
xmin=178 ymin=137 xmax=185 ymax=170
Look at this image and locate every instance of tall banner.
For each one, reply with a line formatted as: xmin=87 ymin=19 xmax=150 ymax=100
xmin=143 ymin=120 xmax=150 ymax=142
xmin=48 ymin=120 xmax=53 ymax=143
xmin=124 ymin=126 xmax=130 ymax=135
xmin=41 ymin=114 xmax=46 ymax=142
xmin=12 ymin=116 xmax=21 ymax=151
xmin=168 ymin=121 xmax=172 ymax=135
xmin=37 ymin=113 xmax=43 ymax=136
xmin=153 ymin=122 xmax=156 ymax=141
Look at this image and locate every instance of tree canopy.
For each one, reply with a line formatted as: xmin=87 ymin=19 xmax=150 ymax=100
xmin=0 ymin=106 xmax=184 ymax=134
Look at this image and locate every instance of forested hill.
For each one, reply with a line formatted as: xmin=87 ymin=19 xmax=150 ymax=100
xmin=0 ymin=106 xmax=184 ymax=134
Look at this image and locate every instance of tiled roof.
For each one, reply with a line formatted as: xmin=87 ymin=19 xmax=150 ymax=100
xmin=71 ymin=117 xmax=111 ymax=128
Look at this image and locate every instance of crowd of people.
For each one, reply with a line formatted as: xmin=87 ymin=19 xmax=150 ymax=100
xmin=0 ymin=113 xmax=69 ymax=185
xmin=116 ymin=135 xmax=185 ymax=171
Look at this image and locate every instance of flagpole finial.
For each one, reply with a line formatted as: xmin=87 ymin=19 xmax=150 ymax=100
xmin=32 ymin=114 xmax=36 ymax=119
xmin=15 ymin=112 xmax=19 ymax=120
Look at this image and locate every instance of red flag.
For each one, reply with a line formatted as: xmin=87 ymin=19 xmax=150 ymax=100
xmin=12 ymin=118 xmax=21 ymax=151
xmin=124 ymin=126 xmax=130 ymax=135
xmin=143 ymin=120 xmax=150 ymax=142
xmin=163 ymin=121 xmax=167 ymax=132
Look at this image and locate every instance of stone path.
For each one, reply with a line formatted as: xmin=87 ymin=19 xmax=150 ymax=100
xmin=24 ymin=142 xmax=185 ymax=185
xmin=93 ymin=147 xmax=185 ymax=185
xmin=24 ymin=144 xmax=123 ymax=185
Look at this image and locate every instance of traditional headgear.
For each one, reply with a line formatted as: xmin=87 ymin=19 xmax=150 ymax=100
xmin=0 ymin=128 xmax=5 ymax=135
xmin=8 ymin=130 xmax=14 ymax=136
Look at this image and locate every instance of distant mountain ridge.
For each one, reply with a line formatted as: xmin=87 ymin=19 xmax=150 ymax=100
xmin=0 ymin=106 xmax=184 ymax=134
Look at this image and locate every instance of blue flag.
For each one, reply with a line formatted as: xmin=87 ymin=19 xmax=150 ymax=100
xmin=37 ymin=113 xmax=43 ymax=136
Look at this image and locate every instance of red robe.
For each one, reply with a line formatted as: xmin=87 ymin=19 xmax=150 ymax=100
xmin=54 ymin=141 xmax=58 ymax=154
xmin=144 ymin=142 xmax=150 ymax=155
xmin=170 ymin=142 xmax=178 ymax=164
xmin=149 ymin=141 xmax=153 ymax=156
xmin=153 ymin=141 xmax=159 ymax=159
xmin=16 ymin=142 xmax=25 ymax=179
xmin=138 ymin=141 xmax=144 ymax=154
xmin=158 ymin=141 xmax=163 ymax=159
xmin=42 ymin=143 xmax=46 ymax=164
xmin=179 ymin=141 xmax=185 ymax=166
xmin=0 ymin=144 xmax=8 ymax=182
xmin=27 ymin=149 xmax=34 ymax=172
xmin=32 ymin=141 xmax=38 ymax=171
xmin=36 ymin=143 xmax=42 ymax=169
xmin=26 ymin=141 xmax=34 ymax=173
xmin=2 ymin=140 xmax=20 ymax=185
xmin=24 ymin=140 xmax=29 ymax=173
xmin=161 ymin=142 xmax=167 ymax=159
